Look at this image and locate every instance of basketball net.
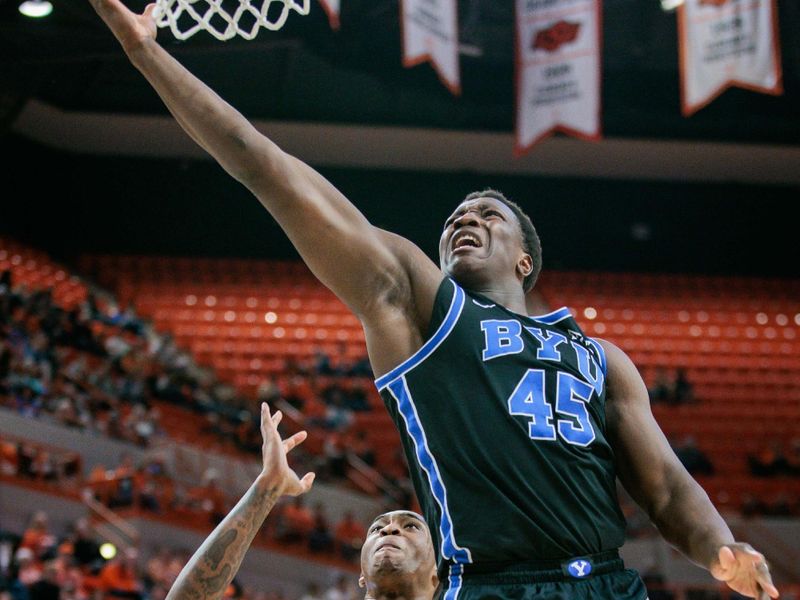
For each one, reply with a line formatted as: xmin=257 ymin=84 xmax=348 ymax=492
xmin=153 ymin=0 xmax=310 ymax=40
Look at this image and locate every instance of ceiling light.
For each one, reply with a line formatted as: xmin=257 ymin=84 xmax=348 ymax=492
xmin=19 ymin=0 xmax=53 ymax=18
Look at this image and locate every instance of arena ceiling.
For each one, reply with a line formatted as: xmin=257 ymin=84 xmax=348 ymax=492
xmin=1 ymin=0 xmax=799 ymax=184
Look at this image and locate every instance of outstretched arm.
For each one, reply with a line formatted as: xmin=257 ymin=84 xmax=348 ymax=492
xmin=166 ymin=404 xmax=314 ymax=600
xmin=600 ymin=340 xmax=779 ymax=600
xmin=89 ymin=0 xmax=441 ymax=327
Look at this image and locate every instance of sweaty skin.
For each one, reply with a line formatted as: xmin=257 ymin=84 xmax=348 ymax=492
xmin=87 ymin=3 xmax=778 ymax=597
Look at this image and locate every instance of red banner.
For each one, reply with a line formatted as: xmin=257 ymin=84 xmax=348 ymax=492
xmin=678 ymin=0 xmax=783 ymax=115
xmin=318 ymin=0 xmax=339 ymax=30
xmin=400 ymin=0 xmax=461 ymax=95
xmin=514 ymin=0 xmax=603 ymax=156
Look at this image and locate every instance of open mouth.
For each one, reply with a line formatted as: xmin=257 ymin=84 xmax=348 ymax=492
xmin=452 ymin=231 xmax=483 ymax=251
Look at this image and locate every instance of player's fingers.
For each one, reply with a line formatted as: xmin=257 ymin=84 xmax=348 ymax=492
xmin=283 ymin=430 xmax=307 ymax=453
xmin=260 ymin=402 xmax=270 ymax=430
xmin=718 ymin=545 xmax=736 ymax=572
xmin=143 ymin=3 xmax=157 ymax=18
xmin=271 ymin=410 xmax=283 ymax=427
xmin=755 ymin=562 xmax=779 ymax=598
xmin=298 ymin=472 xmax=315 ymax=493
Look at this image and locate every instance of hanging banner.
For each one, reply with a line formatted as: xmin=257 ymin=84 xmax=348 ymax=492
xmin=514 ymin=0 xmax=602 ymax=155
xmin=678 ymin=0 xmax=783 ymax=116
xmin=318 ymin=0 xmax=340 ymax=30
xmin=400 ymin=0 xmax=461 ymax=95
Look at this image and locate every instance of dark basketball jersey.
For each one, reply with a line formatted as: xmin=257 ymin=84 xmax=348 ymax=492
xmin=375 ymin=278 xmax=627 ymax=571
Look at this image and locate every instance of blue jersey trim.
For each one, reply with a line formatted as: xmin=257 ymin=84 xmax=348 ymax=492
xmin=375 ymin=279 xmax=465 ymax=390
xmin=530 ymin=306 xmax=573 ymax=324
xmin=386 ymin=377 xmax=472 ymax=564
xmin=587 ymin=337 xmax=608 ymax=378
xmin=444 ymin=564 xmax=463 ymax=600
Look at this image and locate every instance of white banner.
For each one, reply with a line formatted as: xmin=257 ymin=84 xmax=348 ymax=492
xmin=318 ymin=0 xmax=340 ymax=30
xmin=400 ymin=0 xmax=461 ymax=95
xmin=679 ymin=0 xmax=783 ymax=116
xmin=514 ymin=0 xmax=602 ymax=155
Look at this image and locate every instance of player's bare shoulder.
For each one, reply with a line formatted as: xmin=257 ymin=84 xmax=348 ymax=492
xmin=362 ymin=229 xmax=444 ymax=378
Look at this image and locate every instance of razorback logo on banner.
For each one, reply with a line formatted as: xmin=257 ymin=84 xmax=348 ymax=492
xmin=400 ymin=0 xmax=461 ymax=95
xmin=678 ymin=0 xmax=783 ymax=115
xmin=514 ymin=0 xmax=602 ymax=155
xmin=318 ymin=0 xmax=340 ymax=30
xmin=533 ymin=21 xmax=581 ymax=53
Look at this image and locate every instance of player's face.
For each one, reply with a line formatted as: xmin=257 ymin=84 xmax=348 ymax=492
xmin=359 ymin=511 xmax=436 ymax=591
xmin=439 ymin=197 xmax=530 ymax=291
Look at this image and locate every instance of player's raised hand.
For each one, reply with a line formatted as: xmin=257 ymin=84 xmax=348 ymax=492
xmin=259 ymin=403 xmax=315 ymax=497
xmin=711 ymin=543 xmax=779 ymax=599
xmin=89 ymin=0 xmax=157 ymax=53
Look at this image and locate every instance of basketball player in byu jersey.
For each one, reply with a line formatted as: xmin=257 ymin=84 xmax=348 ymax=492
xmin=89 ymin=1 xmax=778 ymax=597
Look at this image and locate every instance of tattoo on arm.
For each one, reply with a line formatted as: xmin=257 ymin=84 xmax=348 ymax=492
xmin=167 ymin=483 xmax=280 ymax=600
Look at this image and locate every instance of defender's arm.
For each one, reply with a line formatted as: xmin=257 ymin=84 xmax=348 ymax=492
xmin=166 ymin=405 xmax=314 ymax=600
xmin=89 ymin=0 xmax=441 ymax=324
xmin=599 ymin=339 xmax=778 ymax=600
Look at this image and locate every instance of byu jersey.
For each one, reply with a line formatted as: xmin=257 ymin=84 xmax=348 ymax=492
xmin=375 ymin=278 xmax=627 ymax=567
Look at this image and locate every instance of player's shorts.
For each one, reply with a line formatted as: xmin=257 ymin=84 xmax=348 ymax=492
xmin=437 ymin=550 xmax=648 ymax=600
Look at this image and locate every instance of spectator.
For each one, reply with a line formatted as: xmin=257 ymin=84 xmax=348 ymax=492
xmin=19 ymin=513 xmax=56 ymax=561
xmin=27 ymin=562 xmax=59 ymax=600
xmin=96 ymin=547 xmax=142 ymax=600
xmin=347 ymin=431 xmax=375 ymax=468
xmin=323 ymin=575 xmax=356 ymax=600
xmin=333 ymin=512 xmax=365 ymax=562
xmin=672 ymin=436 xmax=714 ymax=476
xmin=307 ymin=505 xmax=333 ymax=554
xmin=255 ymin=377 xmax=281 ymax=408
xmin=14 ymin=547 xmax=42 ymax=587
xmin=673 ymin=368 xmax=694 ymax=404
xmin=188 ymin=469 xmax=228 ymax=525
xmin=108 ymin=454 xmax=136 ymax=509
xmin=277 ymin=497 xmax=313 ymax=544
xmin=298 ymin=583 xmax=323 ymax=600
xmin=648 ymin=367 xmax=672 ymax=404
xmin=68 ymin=519 xmax=101 ymax=568
xmin=748 ymin=441 xmax=788 ymax=477
xmin=321 ymin=434 xmax=347 ymax=480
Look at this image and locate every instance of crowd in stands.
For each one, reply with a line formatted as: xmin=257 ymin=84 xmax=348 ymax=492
xmin=748 ymin=439 xmax=800 ymax=479
xmin=2 ymin=431 xmax=370 ymax=566
xmin=0 ymin=267 xmax=402 ymax=501
xmin=0 ymin=510 xmax=361 ymax=600
xmin=647 ymin=367 xmax=695 ymax=405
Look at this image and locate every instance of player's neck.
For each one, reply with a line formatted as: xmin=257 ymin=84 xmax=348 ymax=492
xmin=365 ymin=579 xmax=432 ymax=600
xmin=467 ymin=283 xmax=528 ymax=315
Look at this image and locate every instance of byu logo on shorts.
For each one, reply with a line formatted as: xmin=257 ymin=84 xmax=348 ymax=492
xmin=567 ymin=559 xmax=592 ymax=578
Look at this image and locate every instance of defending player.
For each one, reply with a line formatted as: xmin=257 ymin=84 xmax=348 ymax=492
xmin=164 ymin=403 xmax=438 ymax=600
xmin=89 ymin=1 xmax=779 ymax=598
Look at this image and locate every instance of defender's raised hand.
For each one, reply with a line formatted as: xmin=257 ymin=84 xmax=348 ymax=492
xmin=711 ymin=543 xmax=779 ymax=600
xmin=89 ymin=0 xmax=157 ymax=53
xmin=259 ymin=403 xmax=315 ymax=497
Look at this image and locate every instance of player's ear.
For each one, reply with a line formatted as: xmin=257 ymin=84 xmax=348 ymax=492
xmin=358 ymin=573 xmax=366 ymax=589
xmin=430 ymin=568 xmax=439 ymax=591
xmin=516 ymin=253 xmax=533 ymax=280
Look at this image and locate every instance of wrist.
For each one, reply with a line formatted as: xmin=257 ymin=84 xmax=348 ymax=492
xmin=126 ymin=36 xmax=157 ymax=66
xmin=255 ymin=470 xmax=287 ymax=497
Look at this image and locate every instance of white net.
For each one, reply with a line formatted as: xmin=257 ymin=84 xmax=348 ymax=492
xmin=153 ymin=0 xmax=310 ymax=40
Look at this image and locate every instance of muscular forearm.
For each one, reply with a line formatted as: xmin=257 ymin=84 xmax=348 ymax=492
xmin=649 ymin=477 xmax=734 ymax=570
xmin=126 ymin=39 xmax=281 ymax=186
xmin=165 ymin=474 xmax=280 ymax=600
